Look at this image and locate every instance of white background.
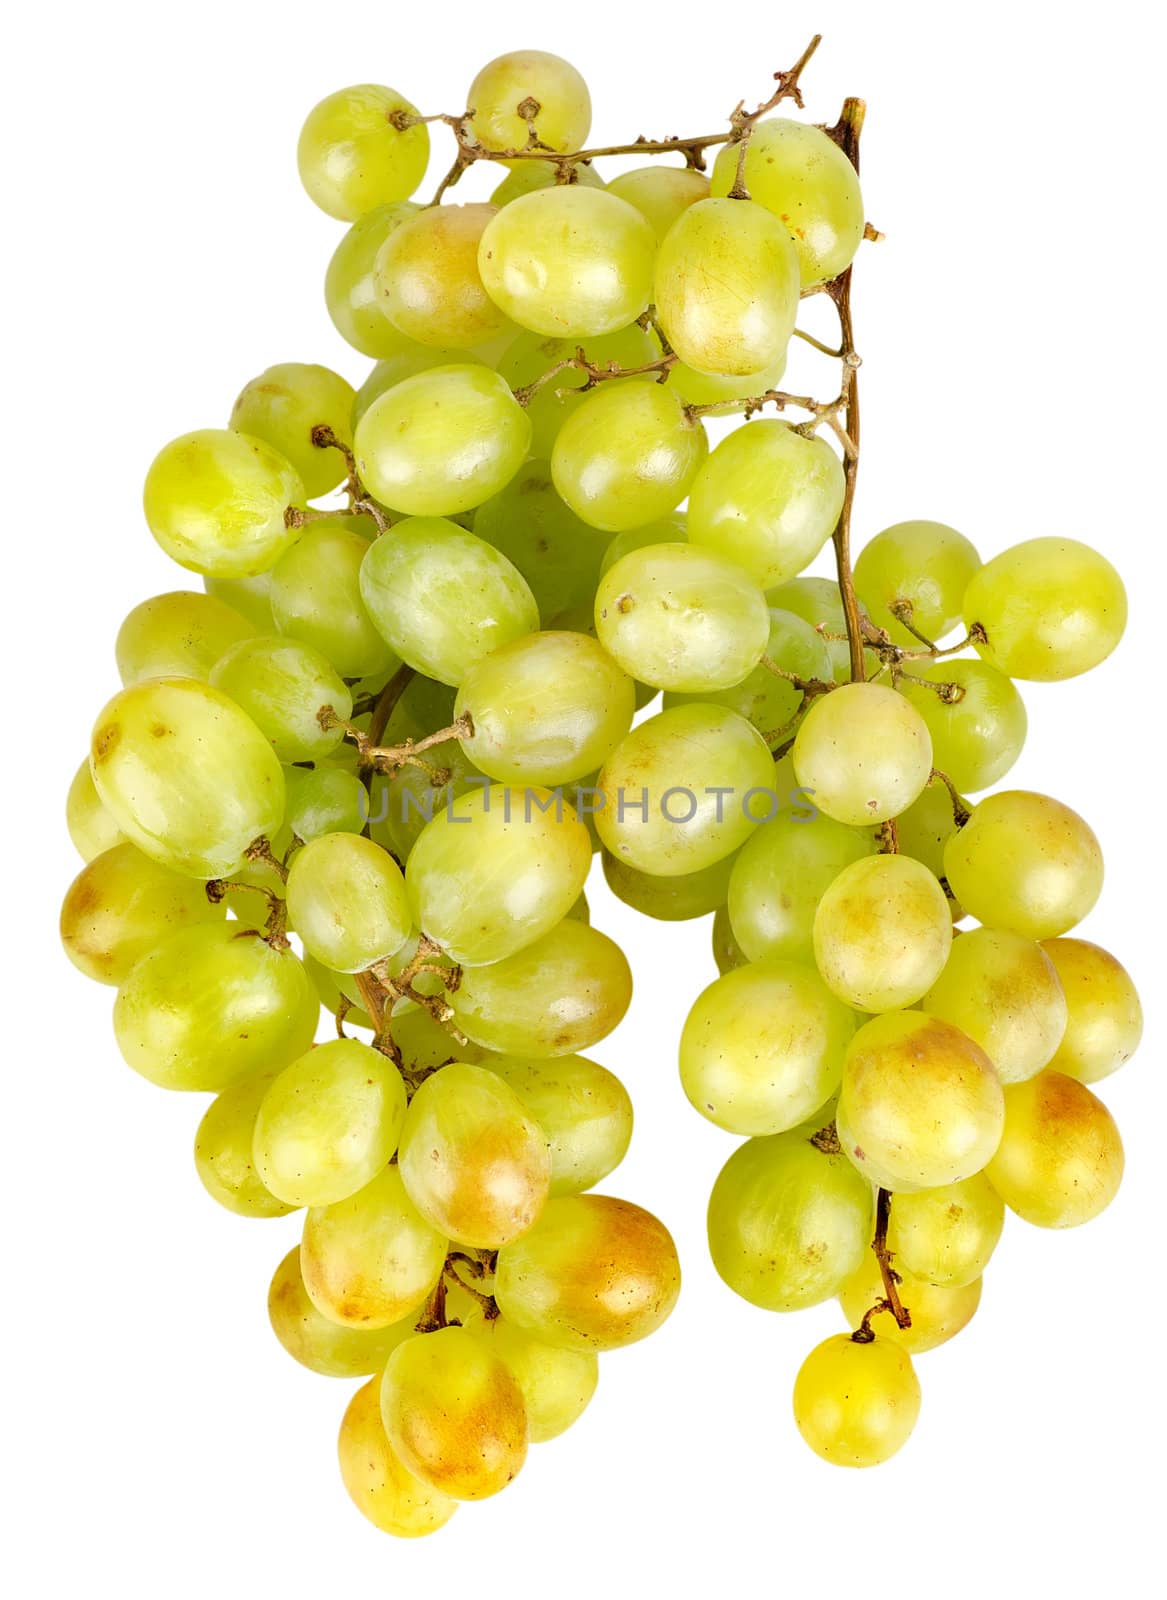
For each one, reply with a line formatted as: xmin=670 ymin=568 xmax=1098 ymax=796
xmin=3 ymin=2 xmax=1165 ymax=1595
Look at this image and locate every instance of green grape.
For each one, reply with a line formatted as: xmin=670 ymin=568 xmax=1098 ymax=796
xmin=113 ymin=924 xmax=317 ymax=1092
xmin=398 ymin=1062 xmax=551 ymax=1248
xmin=853 ymin=520 xmax=982 ymax=647
xmin=60 ymin=841 xmax=224 ymax=986
xmin=943 ymin=790 xmax=1103 ymax=939
xmin=551 ymin=382 xmax=708 ymax=533
xmin=898 ymin=660 xmax=1027 ymax=792
xmin=325 ymin=202 xmax=421 ymax=357
xmin=193 ymin=1069 xmax=296 ymax=1218
xmin=388 ymin=1000 xmax=486 ymax=1072
xmin=143 ymin=429 xmax=304 ymax=578
xmin=711 ymin=119 xmax=865 ymax=288
xmin=483 ymin=1054 xmax=633 ymax=1195
xmin=986 ymin=1070 xmax=1123 ymax=1228
xmin=596 ymin=703 xmax=776 ymax=876
xmin=602 ymin=849 xmax=736 ymax=921
xmin=450 ymin=920 xmax=632 ymax=1057
xmin=478 ymin=187 xmax=655 ymax=338
xmin=838 ymin=1011 xmax=1004 ymax=1192
xmin=286 ymin=832 xmax=411 ymax=973
xmin=1042 ymin=938 xmax=1143 ymax=1084
xmin=354 ymin=365 xmax=530 ymax=516
xmin=209 ymin=635 xmax=352 ymax=762
xmin=371 ymin=738 xmax=486 ymax=860
xmin=351 ymin=345 xmax=488 ymax=427
xmin=813 ymin=854 xmax=952 ymax=1012
xmin=792 ymin=682 xmax=932 ymax=826
xmin=468 ymin=50 xmax=591 ymax=153
xmin=375 ymin=203 xmax=513 ymax=349
xmin=297 ymin=85 xmax=430 ymax=220
xmin=254 ymin=1038 xmax=407 ymax=1208
xmin=455 ymin=631 xmax=635 ymax=785
xmin=665 ymin=606 xmax=834 ymax=738
xmin=687 ymin=420 xmax=845 ymax=589
xmin=301 ymin=1164 xmax=448 ymax=1327
xmin=837 ymin=1254 xmax=982 ymax=1354
xmin=271 ymin=1249 xmax=418 ymax=1379
xmin=283 ymin=766 xmax=366 ymax=841
xmin=922 ymin=927 xmax=1068 ymax=1084
xmin=490 ymin=160 xmax=604 ymax=206
xmin=495 ymin=1194 xmax=681 ymax=1350
xmin=963 ymin=537 xmax=1128 ymax=681
xmin=339 ymin=1376 xmax=459 ymax=1537
xmin=599 ymin=516 xmax=688 ymax=578
xmin=269 ymin=520 xmax=395 ymax=679
xmin=406 ymin=784 xmax=591 ymax=965
xmin=712 ymin=904 xmax=748 ymax=974
xmin=706 ymin=1130 xmax=874 ymax=1310
xmin=606 ymin=164 xmax=709 ymax=242
xmin=204 ymin=571 xmax=276 ymax=633
xmin=495 ymin=325 xmax=658 ymax=459
xmin=663 ymin=350 xmax=787 ymax=410
xmin=360 ymin=516 xmax=538 ymax=685
xmin=91 ymin=677 xmax=285 ymax=878
xmin=229 ymin=363 xmax=356 ymax=499
xmin=594 ymin=542 xmax=769 ymax=692
xmin=115 ymin=590 xmax=257 ymax=685
xmin=680 ymin=960 xmax=855 ymax=1135
xmin=66 ymin=757 xmax=125 ymax=861
xmin=885 ymin=1174 xmax=1004 ymax=1288
xmin=473 ymin=460 xmax=609 ymax=624
xmin=463 ymin=1309 xmax=598 ymax=1442
xmin=767 ymin=576 xmax=856 ymax=681
xmin=655 ymin=197 xmax=800 ymax=376
xmin=894 ymin=776 xmax=963 ymax=900
xmin=792 ymin=1334 xmax=920 ymax=1468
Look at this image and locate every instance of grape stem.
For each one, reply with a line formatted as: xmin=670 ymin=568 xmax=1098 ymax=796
xmin=852 ymin=1187 xmax=912 ymax=1341
xmin=205 ymin=876 xmax=290 ymax=949
xmin=318 ymin=705 xmax=473 ymax=777
xmin=930 ymin=767 xmax=972 ymax=827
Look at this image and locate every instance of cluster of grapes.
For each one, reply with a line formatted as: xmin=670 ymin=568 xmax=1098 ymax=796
xmin=59 ymin=36 xmax=1142 ymax=1533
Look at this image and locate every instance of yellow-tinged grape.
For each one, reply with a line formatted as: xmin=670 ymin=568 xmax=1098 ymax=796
xmin=478 ymin=187 xmax=655 ymax=338
xmin=60 ymin=841 xmax=224 ymax=986
xmin=607 ymin=164 xmax=709 ymax=242
xmin=490 ymin=160 xmax=604 ymax=206
xmin=963 ymin=537 xmax=1128 ymax=681
xmin=1042 ymin=938 xmax=1143 ymax=1084
xmin=594 ymin=542 xmax=769 ymax=692
xmin=463 ymin=1309 xmax=598 ymax=1442
xmin=655 ymin=197 xmax=800 ymax=376
xmin=381 ymin=1326 xmax=528 ymax=1500
xmin=899 ymin=660 xmax=1027 ymax=793
xmin=853 ymin=520 xmax=982 ymax=647
xmin=837 ymin=1254 xmax=982 ymax=1354
xmin=269 ymin=520 xmax=396 ymax=679
xmin=473 ymin=460 xmax=609 ymax=624
xmin=406 ymin=784 xmax=590 ymax=965
xmin=398 ymin=1062 xmax=551 ymax=1248
xmin=681 ymin=961 xmax=855 ymax=1136
xmin=115 ymin=591 xmax=257 ymax=685
xmin=767 ymin=576 xmax=857 ymax=682
xmin=209 ymin=635 xmax=352 ymax=763
xmin=301 ymin=1165 xmax=447 ymax=1328
xmin=66 ymin=758 xmax=125 ymax=861
xmin=360 ymin=516 xmax=537 ymax=686
xmin=468 ymin=50 xmax=591 ymax=153
xmin=204 ymin=571 xmax=276 ymax=632
xmin=229 ymin=363 xmax=355 ymax=499
xmin=707 ymin=1131 xmax=873 ymax=1310
xmin=113 ymin=924 xmax=317 ymax=1092
xmin=352 ymin=345 xmax=488 ymax=427
xmin=353 ymin=365 xmax=531 ymax=517
xmin=792 ymin=682 xmax=932 ymax=826
xmin=297 ymin=85 xmax=430 ymax=221
xmin=376 ymin=203 xmax=512 ymax=349
xmin=495 ymin=1193 xmax=680 ymax=1350
xmin=885 ymin=1174 xmax=1004 ymax=1288
xmin=922 ymin=927 xmax=1068 ymax=1084
xmin=713 ymin=904 xmax=748 ymax=974
xmin=712 ymin=119 xmax=865 ymax=288
xmin=596 ymin=703 xmax=776 ymax=876
xmin=254 ymin=1038 xmax=407 ymax=1208
xmin=986 ymin=1070 xmax=1123 ymax=1228
xmin=340 ymin=1376 xmax=458 ymax=1536
xmin=599 ymin=516 xmax=688 ymax=577
xmin=270 ymin=1249 xmax=416 ymax=1378
xmin=551 ymin=382 xmax=708 ymax=533
xmin=813 ymin=854 xmax=952 ymax=1013
xmin=451 ymin=920 xmax=632 ymax=1057
xmin=283 ymin=766 xmax=366 ymax=842
xmin=143 ymin=429 xmax=304 ymax=579
xmin=664 ymin=349 xmax=787 ymax=410
xmin=838 ymin=1011 xmax=1005 ymax=1192
xmin=483 ymin=1054 xmax=633 ymax=1195
xmin=943 ymin=790 xmax=1103 ymax=939
xmin=194 ymin=1070 xmax=296 ymax=1218
xmin=286 ymin=832 xmax=410 ymax=973
xmin=602 ymin=849 xmax=735 ymax=922
xmin=664 ymin=606 xmax=833 ymax=738
xmin=325 ymin=202 xmax=421 ymax=357
xmin=455 ymin=631 xmax=635 ymax=785
xmin=728 ymin=805 xmax=876 ymax=964
xmin=688 ymin=421 xmax=845 ymax=589
xmin=496 ymin=325 xmax=658 ymax=459
xmin=793 ymin=1334 xmax=920 ymax=1468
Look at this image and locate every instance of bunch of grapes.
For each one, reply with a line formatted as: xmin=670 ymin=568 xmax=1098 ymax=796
xmin=59 ymin=34 xmax=1141 ymax=1534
